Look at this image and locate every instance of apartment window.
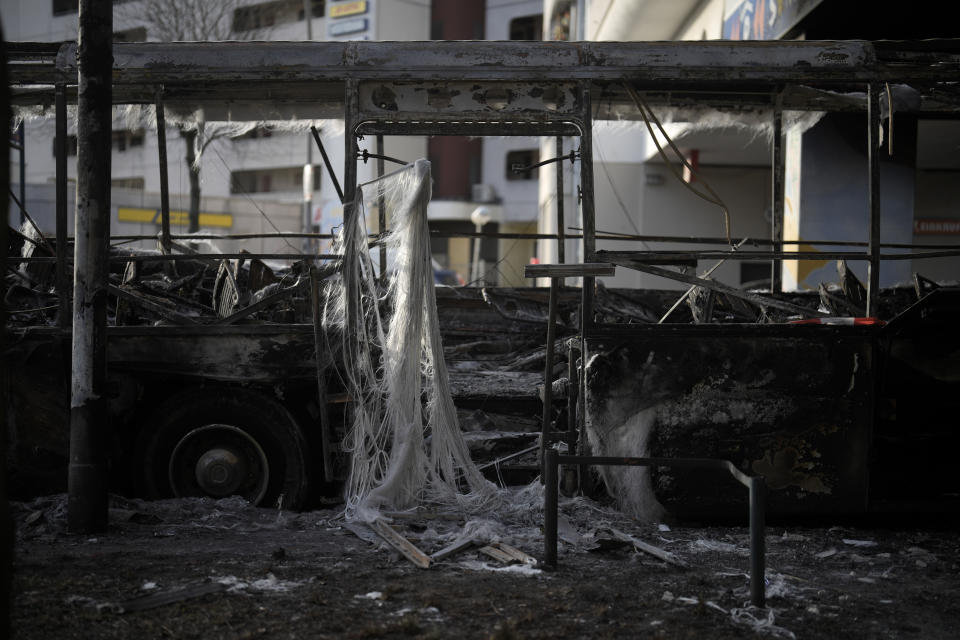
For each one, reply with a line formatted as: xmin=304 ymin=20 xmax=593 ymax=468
xmin=111 ymin=129 xmax=145 ymax=152
xmin=113 ymin=131 xmax=127 ymax=151
xmin=298 ymin=0 xmax=324 ymax=20
xmin=52 ymin=135 xmax=78 ymax=157
xmin=506 ymin=149 xmax=539 ymax=181
xmin=52 ymin=0 xmax=76 ymax=16
xmin=114 ymin=27 xmax=147 ymax=42
xmin=112 ymin=177 xmax=145 ymax=190
xmin=509 ymin=15 xmax=543 ymax=41
xmin=233 ymin=0 xmax=323 ymax=32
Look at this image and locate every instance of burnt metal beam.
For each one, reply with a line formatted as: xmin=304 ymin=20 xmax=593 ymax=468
xmin=598 ymin=249 xmax=873 ymax=262
xmin=771 ymin=104 xmax=784 ymax=293
xmin=556 ymin=136 xmax=566 ymax=266
xmin=9 ymin=40 xmax=960 ymax=120
xmin=55 ymin=83 xmax=70 ymax=328
xmin=38 ymin=40 xmax=914 ymax=85
xmin=867 ymin=83 xmax=882 ymax=317
xmin=69 ymin=0 xmax=112 ymax=534
xmin=607 ymin=258 xmax=829 ymax=318
xmin=155 ymin=89 xmax=172 ymax=256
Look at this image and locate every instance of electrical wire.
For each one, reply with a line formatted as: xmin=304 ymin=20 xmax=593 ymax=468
xmin=623 ymin=83 xmax=733 ymax=248
xmin=209 ymin=144 xmax=300 ymax=253
xmin=593 ymin=139 xmax=652 ymax=251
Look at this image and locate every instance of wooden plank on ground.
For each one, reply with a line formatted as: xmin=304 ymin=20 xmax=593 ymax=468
xmin=492 ymin=542 xmax=538 ymax=566
xmin=431 ymin=537 xmax=476 ymax=562
xmin=608 ymin=527 xmax=687 ymax=568
xmin=478 ymin=545 xmax=515 ymax=564
xmin=371 ymin=519 xmax=431 ymax=569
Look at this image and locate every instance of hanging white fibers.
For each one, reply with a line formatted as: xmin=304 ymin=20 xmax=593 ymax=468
xmin=325 ymin=159 xmax=499 ymax=522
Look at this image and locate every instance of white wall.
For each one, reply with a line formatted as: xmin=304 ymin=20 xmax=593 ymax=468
xmin=625 ymin=164 xmax=772 ymax=289
xmin=378 ymin=0 xmax=429 ymax=40
xmin=482 ymin=0 xmax=544 ymax=231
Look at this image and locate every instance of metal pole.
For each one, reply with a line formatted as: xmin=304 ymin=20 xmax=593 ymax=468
xmin=771 ymin=106 xmax=784 ymax=294
xmin=17 ymin=121 xmax=25 ymax=226
xmin=578 ymin=83 xmax=596 ymax=333
xmin=555 ymin=135 xmax=565 ymax=266
xmin=377 ymin=134 xmax=386 ymax=283
xmin=867 ymin=83 xmax=881 ymax=317
xmin=749 ymin=476 xmax=767 ymax=608
xmin=540 ymin=278 xmax=559 ymax=480
xmin=544 ymin=448 xmax=559 ymax=567
xmin=55 ymin=83 xmax=70 ymax=328
xmin=311 ymin=126 xmax=344 ymax=204
xmin=303 ymin=0 xmax=314 ymax=253
xmin=69 ymin=0 xmax=112 ymax=534
xmin=343 ymin=80 xmax=360 ymax=346
xmin=309 ymin=266 xmax=334 ymax=482
xmin=155 ymin=88 xmax=171 ymax=255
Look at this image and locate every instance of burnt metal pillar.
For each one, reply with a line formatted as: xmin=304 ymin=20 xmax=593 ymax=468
xmin=17 ymin=121 xmax=25 ymax=226
xmin=770 ymin=104 xmax=784 ymax=294
xmin=555 ymin=135 xmax=565 ymax=266
xmin=69 ymin=0 xmax=112 ymax=533
xmin=343 ymin=80 xmax=360 ymax=342
xmin=539 ymin=277 xmax=559 ymax=481
xmin=55 ymin=83 xmax=70 ymax=328
xmin=866 ymin=83 xmax=881 ymax=317
xmin=749 ymin=476 xmax=767 ymax=608
xmin=543 ymin=448 xmax=559 ymax=567
xmin=302 ymin=0 xmax=314 ymax=254
xmin=578 ymin=83 xmax=596 ymax=331
xmin=377 ymin=134 xmax=387 ymax=282
xmin=155 ymin=88 xmax=172 ymax=255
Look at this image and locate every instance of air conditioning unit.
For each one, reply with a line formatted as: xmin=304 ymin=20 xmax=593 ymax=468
xmin=472 ymin=183 xmax=497 ymax=203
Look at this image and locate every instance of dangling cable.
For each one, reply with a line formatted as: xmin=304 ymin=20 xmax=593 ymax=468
xmin=623 ymin=83 xmax=733 ymax=248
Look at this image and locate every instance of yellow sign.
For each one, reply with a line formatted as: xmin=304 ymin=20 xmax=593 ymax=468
xmin=118 ymin=207 xmax=233 ymax=229
xmin=330 ymin=1 xmax=367 ymax=18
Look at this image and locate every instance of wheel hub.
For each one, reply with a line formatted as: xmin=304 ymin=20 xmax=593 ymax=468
xmin=194 ymin=447 xmax=248 ymax=497
xmin=168 ymin=424 xmax=270 ymax=505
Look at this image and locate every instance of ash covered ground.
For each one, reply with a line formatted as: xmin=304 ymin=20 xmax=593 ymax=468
xmin=9 ymin=491 xmax=960 ymax=639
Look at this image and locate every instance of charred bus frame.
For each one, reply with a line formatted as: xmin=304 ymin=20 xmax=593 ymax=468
xmin=6 ymin=39 xmax=960 ymax=525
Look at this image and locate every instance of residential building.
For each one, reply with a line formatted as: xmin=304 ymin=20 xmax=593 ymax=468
xmin=4 ymin=0 xmax=546 ymax=284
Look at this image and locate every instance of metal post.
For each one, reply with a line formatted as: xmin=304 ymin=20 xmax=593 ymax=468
xmin=155 ymin=88 xmax=171 ymax=255
xmin=310 ymin=266 xmax=334 ymax=482
xmin=578 ymin=83 xmax=596 ymax=333
xmin=302 ymin=0 xmax=314 ymax=254
xmin=544 ymin=448 xmax=559 ymax=567
xmin=55 ymin=83 xmax=70 ymax=328
xmin=376 ymin=134 xmax=387 ymax=283
xmin=565 ymin=339 xmax=577 ymax=452
xmin=540 ymin=278 xmax=559 ymax=480
xmin=555 ymin=135 xmax=565 ymax=266
xmin=69 ymin=0 xmax=112 ymax=534
xmin=866 ymin=83 xmax=881 ymax=317
xmin=343 ymin=80 xmax=360 ymax=345
xmin=17 ymin=121 xmax=25 ymax=226
xmin=311 ymin=126 xmax=344 ymax=204
xmin=771 ymin=105 xmax=784 ymax=293
xmin=749 ymin=476 xmax=766 ymax=608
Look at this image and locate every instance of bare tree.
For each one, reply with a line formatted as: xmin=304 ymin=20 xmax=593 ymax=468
xmin=115 ymin=0 xmax=271 ymax=232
